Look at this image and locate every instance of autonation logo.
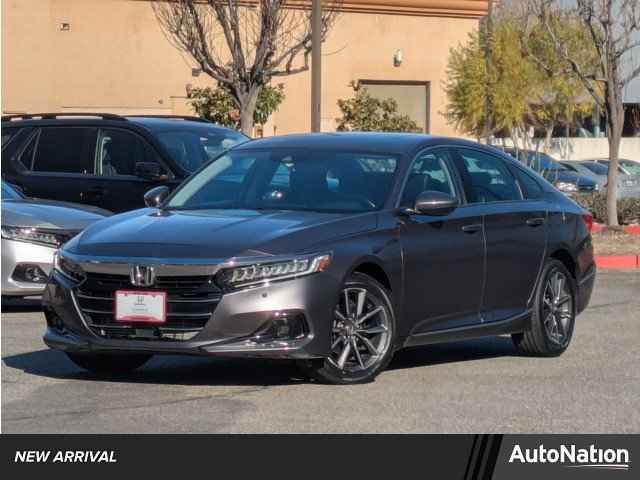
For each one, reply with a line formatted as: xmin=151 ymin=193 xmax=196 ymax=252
xmin=509 ymin=443 xmax=630 ymax=471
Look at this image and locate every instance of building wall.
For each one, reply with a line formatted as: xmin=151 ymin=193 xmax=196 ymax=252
xmin=2 ymin=0 xmax=485 ymax=136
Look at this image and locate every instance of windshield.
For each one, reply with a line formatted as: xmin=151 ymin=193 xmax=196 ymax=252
xmin=516 ymin=151 xmax=565 ymax=172
xmin=167 ymin=148 xmax=400 ymax=213
xmin=155 ymin=127 xmax=247 ymax=173
xmin=582 ymin=162 xmax=608 ymax=175
xmin=619 ymin=160 xmax=640 ymax=176
xmin=1 ymin=181 xmax=23 ymax=200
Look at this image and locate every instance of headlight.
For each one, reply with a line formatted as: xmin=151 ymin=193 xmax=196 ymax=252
xmin=53 ymin=251 xmax=85 ymax=283
xmin=218 ymin=253 xmax=331 ymax=289
xmin=554 ymin=181 xmax=578 ymax=193
xmin=1 ymin=226 xmax=64 ymax=247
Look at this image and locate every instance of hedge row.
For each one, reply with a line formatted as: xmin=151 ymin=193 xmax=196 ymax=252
xmin=575 ymin=193 xmax=640 ymax=225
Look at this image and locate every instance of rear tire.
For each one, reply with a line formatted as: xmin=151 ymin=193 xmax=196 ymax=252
xmin=66 ymin=352 xmax=151 ymax=374
xmin=512 ymin=259 xmax=576 ymax=356
xmin=297 ymin=273 xmax=397 ymax=384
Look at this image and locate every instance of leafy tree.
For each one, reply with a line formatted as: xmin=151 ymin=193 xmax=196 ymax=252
xmin=336 ymin=83 xmax=422 ymax=133
xmin=525 ymin=0 xmax=640 ymax=228
xmin=189 ymin=84 xmax=285 ymax=130
xmin=445 ymin=11 xmax=595 ymax=153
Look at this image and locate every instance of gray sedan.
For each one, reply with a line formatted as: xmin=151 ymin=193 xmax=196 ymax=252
xmin=1 ymin=181 xmax=110 ymax=298
xmin=561 ymin=160 xmax=640 ymax=198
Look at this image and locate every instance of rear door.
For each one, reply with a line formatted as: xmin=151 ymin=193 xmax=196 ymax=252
xmin=452 ymin=147 xmax=547 ymax=323
xmin=13 ymin=126 xmax=97 ymax=203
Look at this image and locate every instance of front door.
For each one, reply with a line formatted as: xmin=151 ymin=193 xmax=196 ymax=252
xmin=87 ymin=127 xmax=178 ymax=212
xmin=399 ymin=148 xmax=484 ymax=334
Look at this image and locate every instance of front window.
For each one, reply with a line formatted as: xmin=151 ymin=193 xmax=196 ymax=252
xmin=167 ymin=148 xmax=399 ymax=213
xmin=154 ymin=127 xmax=247 ymax=173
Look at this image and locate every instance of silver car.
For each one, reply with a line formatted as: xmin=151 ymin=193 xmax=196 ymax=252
xmin=562 ymin=160 xmax=640 ymax=198
xmin=1 ymin=181 xmax=109 ymax=298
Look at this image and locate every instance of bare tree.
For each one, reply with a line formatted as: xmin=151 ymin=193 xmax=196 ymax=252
xmin=524 ymin=0 xmax=640 ymax=228
xmin=152 ymin=1 xmax=339 ymax=135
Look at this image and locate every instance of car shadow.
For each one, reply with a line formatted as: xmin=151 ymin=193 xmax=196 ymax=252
xmin=3 ymin=336 xmax=519 ymax=387
xmin=1 ymin=298 xmax=43 ymax=313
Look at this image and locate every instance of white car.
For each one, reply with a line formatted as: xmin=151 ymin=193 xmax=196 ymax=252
xmin=1 ymin=181 xmax=110 ymax=298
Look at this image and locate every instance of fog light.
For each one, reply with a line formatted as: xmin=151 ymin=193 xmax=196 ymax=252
xmin=251 ymin=312 xmax=308 ymax=343
xmin=12 ymin=264 xmax=49 ymax=283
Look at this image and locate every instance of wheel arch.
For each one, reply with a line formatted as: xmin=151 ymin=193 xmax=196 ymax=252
xmin=549 ymin=247 xmax=577 ymax=279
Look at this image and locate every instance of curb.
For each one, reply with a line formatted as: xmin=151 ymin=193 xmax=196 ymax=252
xmin=592 ymin=223 xmax=640 ymax=235
xmin=594 ymin=255 xmax=640 ymax=269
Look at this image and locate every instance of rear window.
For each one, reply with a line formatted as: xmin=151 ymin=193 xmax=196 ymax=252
xmin=26 ymin=127 xmax=96 ymax=174
xmin=512 ymin=167 xmax=544 ymax=199
xmin=1 ymin=128 xmax=20 ymax=148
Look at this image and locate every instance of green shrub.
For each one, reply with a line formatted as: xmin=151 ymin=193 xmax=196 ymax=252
xmin=575 ymin=193 xmax=640 ymax=225
xmin=188 ymin=83 xmax=285 ymax=130
xmin=336 ymin=82 xmax=422 ymax=133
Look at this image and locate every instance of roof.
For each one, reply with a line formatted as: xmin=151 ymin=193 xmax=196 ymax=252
xmin=235 ymin=132 xmax=482 ymax=155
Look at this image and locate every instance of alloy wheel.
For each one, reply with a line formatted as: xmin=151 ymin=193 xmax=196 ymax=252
xmin=541 ymin=269 xmax=573 ymax=346
xmin=328 ymin=287 xmax=392 ymax=372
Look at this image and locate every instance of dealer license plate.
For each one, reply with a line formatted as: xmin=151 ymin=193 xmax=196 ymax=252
xmin=115 ymin=290 xmax=167 ymax=323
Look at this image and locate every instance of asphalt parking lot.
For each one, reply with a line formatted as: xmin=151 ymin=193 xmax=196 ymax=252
xmin=2 ymin=271 xmax=639 ymax=433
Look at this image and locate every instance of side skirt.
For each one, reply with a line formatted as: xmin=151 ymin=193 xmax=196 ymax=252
xmin=402 ymin=310 xmax=531 ymax=348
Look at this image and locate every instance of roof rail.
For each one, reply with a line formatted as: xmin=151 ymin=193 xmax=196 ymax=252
xmin=126 ymin=115 xmax=211 ymax=123
xmin=1 ymin=112 xmax=128 ymax=122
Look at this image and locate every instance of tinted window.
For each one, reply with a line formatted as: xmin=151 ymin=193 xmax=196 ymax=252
xmin=155 ymin=127 xmax=246 ymax=173
xmin=582 ymin=162 xmax=608 ymax=175
xmin=457 ymin=149 xmax=522 ymax=203
xmin=512 ymin=167 xmax=544 ymax=199
xmin=401 ymin=150 xmax=457 ymax=207
xmin=1 ymin=128 xmax=19 ymax=148
xmin=31 ymin=127 xmax=96 ymax=173
xmin=168 ymin=149 xmax=399 ymax=213
xmin=1 ymin=181 xmax=23 ymax=199
xmin=96 ymin=128 xmax=164 ymax=177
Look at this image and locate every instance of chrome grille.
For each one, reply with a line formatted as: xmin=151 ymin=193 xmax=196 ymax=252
xmin=75 ymin=272 xmax=221 ymax=341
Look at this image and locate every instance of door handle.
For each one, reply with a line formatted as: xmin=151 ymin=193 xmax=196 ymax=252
xmin=526 ymin=217 xmax=545 ymax=227
xmin=81 ymin=188 xmax=105 ymax=201
xmin=462 ymin=223 xmax=482 ymax=234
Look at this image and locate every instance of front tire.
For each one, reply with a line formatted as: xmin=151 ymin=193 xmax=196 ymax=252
xmin=298 ymin=273 xmax=397 ymax=384
xmin=66 ymin=352 xmax=151 ymax=374
xmin=512 ymin=259 xmax=576 ymax=356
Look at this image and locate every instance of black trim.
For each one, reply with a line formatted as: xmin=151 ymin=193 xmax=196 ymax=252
xmin=403 ymin=310 xmax=531 ymax=347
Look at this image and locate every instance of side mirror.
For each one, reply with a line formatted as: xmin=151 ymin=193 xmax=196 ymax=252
xmin=135 ymin=162 xmax=163 ymax=180
xmin=144 ymin=186 xmax=170 ymax=208
xmin=413 ymin=190 xmax=458 ymax=216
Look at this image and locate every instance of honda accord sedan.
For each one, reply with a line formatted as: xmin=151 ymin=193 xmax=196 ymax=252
xmin=43 ymin=133 xmax=596 ymax=384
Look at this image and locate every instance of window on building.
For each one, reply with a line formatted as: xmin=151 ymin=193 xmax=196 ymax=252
xmin=359 ymin=81 xmax=430 ymax=133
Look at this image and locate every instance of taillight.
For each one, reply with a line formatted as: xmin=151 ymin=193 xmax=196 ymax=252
xmin=582 ymin=213 xmax=593 ymax=232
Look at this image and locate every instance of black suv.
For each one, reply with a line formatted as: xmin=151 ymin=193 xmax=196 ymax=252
xmin=1 ymin=113 xmax=247 ymax=212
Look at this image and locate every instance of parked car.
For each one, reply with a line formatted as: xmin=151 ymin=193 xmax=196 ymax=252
xmin=1 ymin=113 xmax=248 ymax=212
xmin=1 ymin=180 xmax=110 ymax=299
xmin=576 ymin=161 xmax=640 ymax=198
xmin=591 ymin=158 xmax=640 ymax=177
xmin=43 ymin=134 xmax=596 ymax=384
xmin=560 ymin=161 xmax=608 ymax=191
xmin=505 ymin=149 xmax=598 ymax=195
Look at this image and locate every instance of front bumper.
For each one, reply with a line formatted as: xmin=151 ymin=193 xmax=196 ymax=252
xmin=1 ymin=239 xmax=56 ymax=297
xmin=42 ymin=268 xmax=341 ymax=359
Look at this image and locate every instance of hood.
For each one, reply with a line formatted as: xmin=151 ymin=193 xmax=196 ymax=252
xmin=1 ymin=199 xmax=110 ymax=230
xmin=542 ymin=170 xmax=597 ymax=188
xmin=68 ymin=208 xmax=377 ymax=259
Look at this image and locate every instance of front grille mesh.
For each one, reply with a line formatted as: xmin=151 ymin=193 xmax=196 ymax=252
xmin=75 ymin=272 xmax=221 ymax=341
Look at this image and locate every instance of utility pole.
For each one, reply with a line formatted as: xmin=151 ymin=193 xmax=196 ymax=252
xmin=311 ymin=0 xmax=322 ymax=132
xmin=483 ymin=0 xmax=494 ymax=144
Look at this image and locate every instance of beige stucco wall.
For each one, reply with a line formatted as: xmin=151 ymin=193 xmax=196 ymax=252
xmin=2 ymin=0 xmax=481 ymax=136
